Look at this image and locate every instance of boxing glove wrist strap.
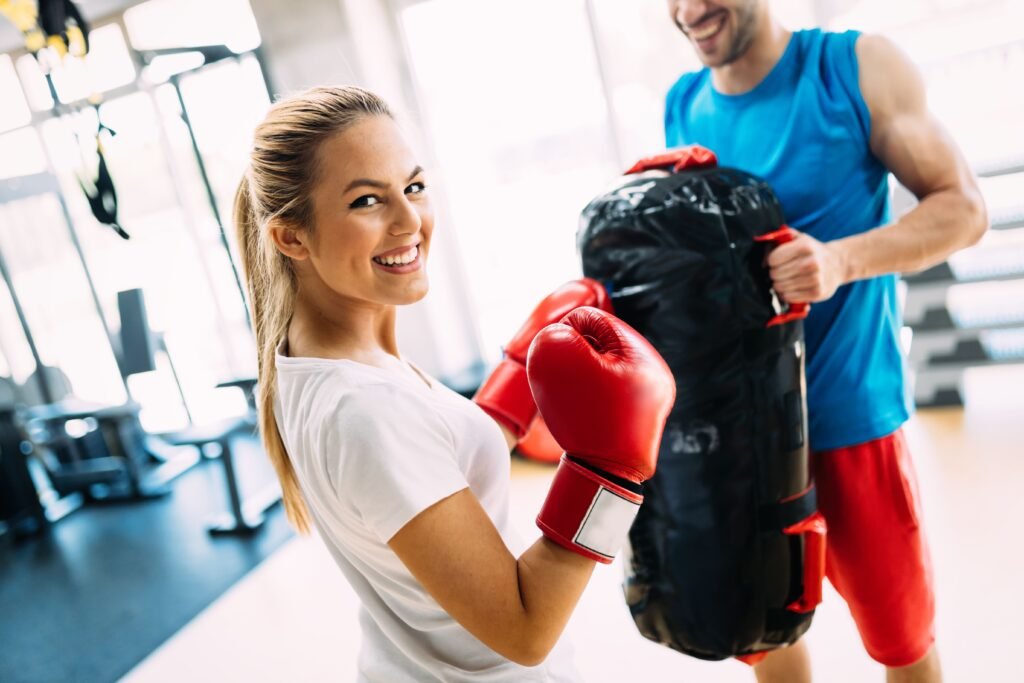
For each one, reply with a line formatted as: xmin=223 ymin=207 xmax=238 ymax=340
xmin=536 ymin=455 xmax=643 ymax=564
xmin=473 ymin=359 xmax=537 ymax=437
xmin=567 ymin=456 xmax=643 ymax=495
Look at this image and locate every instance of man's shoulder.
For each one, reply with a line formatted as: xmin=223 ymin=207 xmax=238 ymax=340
xmin=795 ymin=27 xmax=859 ymax=45
xmin=791 ymin=28 xmax=868 ymax=99
xmin=800 ymin=27 xmax=864 ymax=61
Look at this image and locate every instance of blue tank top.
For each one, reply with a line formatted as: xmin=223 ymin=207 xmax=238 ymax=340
xmin=664 ymin=29 xmax=911 ymax=451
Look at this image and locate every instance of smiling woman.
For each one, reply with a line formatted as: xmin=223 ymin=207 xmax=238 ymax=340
xmin=230 ymin=84 xmax=677 ymax=682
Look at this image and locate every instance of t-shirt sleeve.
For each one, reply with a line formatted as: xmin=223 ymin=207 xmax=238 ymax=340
xmin=322 ymin=383 xmax=469 ymax=542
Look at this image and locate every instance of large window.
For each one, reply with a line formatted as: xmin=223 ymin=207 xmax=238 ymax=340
xmin=829 ymin=0 xmax=1024 ymax=169
xmin=399 ymin=0 xmax=623 ymax=361
xmin=0 ymin=188 xmax=125 ymax=403
xmin=0 ymin=55 xmax=31 ymax=132
xmin=0 ymin=4 xmax=267 ymax=430
xmin=397 ymin=0 xmax=819 ymax=362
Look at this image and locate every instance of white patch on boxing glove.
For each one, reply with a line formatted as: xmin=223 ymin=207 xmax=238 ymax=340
xmin=574 ymin=487 xmax=642 ymax=560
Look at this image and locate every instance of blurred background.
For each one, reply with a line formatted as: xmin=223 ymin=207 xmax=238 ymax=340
xmin=0 ymin=1 xmax=1020 ymax=681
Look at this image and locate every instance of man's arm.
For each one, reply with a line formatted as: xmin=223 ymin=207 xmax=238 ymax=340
xmin=767 ymin=34 xmax=988 ymax=303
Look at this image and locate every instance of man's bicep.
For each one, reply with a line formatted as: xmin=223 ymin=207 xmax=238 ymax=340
xmin=857 ymin=34 xmax=968 ymax=199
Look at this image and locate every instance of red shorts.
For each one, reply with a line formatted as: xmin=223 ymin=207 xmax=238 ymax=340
xmin=813 ymin=429 xmax=935 ymax=667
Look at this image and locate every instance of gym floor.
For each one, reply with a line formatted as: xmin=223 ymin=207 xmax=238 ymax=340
xmin=117 ymin=371 xmax=1022 ymax=683
xmin=0 ymin=436 xmax=293 ymax=683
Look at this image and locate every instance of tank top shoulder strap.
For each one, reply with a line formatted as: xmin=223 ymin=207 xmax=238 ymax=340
xmin=810 ymin=29 xmax=872 ymax=143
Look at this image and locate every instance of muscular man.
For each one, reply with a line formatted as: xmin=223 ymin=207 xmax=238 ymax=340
xmin=662 ymin=2 xmax=988 ymax=681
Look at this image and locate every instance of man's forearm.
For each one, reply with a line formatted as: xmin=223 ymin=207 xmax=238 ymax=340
xmin=833 ymin=186 xmax=988 ymax=283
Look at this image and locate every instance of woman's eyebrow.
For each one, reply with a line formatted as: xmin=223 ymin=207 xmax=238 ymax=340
xmin=343 ymin=166 xmax=424 ymax=194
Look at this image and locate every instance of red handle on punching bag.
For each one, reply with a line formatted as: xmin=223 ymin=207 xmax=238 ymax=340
xmin=783 ymin=511 xmax=827 ymax=614
xmin=736 ymin=510 xmax=826 ymax=665
xmin=753 ymin=226 xmax=811 ymax=328
xmin=736 ymin=652 xmax=769 ymax=667
xmin=625 ymin=145 xmax=718 ymax=175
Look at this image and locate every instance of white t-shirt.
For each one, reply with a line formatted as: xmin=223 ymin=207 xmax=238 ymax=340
xmin=273 ymin=342 xmax=579 ymax=682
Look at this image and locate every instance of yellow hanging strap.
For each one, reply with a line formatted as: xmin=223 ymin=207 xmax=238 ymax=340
xmin=46 ymin=32 xmax=67 ymax=57
xmin=64 ymin=22 xmax=85 ymax=57
xmin=0 ymin=0 xmax=46 ymax=52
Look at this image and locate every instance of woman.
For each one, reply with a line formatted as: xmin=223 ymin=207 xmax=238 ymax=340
xmin=234 ymin=85 xmax=674 ymax=681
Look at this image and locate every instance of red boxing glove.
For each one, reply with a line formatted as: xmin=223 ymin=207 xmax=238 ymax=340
xmin=528 ymin=307 xmax=675 ymax=563
xmin=517 ymin=415 xmax=563 ymax=465
xmin=473 ymin=278 xmax=611 ymax=439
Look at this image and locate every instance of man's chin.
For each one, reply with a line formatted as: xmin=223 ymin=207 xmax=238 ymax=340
xmin=696 ymin=42 xmax=743 ymax=69
xmin=694 ymin=50 xmax=726 ymax=68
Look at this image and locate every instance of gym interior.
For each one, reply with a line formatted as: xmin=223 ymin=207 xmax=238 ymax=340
xmin=0 ymin=0 xmax=1021 ymax=681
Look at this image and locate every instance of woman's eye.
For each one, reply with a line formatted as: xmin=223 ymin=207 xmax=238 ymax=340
xmin=349 ymin=194 xmax=381 ymax=209
xmin=406 ymin=182 xmax=427 ymax=195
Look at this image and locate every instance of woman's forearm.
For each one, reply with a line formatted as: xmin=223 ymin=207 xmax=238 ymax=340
xmin=509 ymin=538 xmax=596 ymax=665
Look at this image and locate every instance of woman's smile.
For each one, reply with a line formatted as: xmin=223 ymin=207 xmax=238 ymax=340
xmin=371 ymin=242 xmax=422 ymax=274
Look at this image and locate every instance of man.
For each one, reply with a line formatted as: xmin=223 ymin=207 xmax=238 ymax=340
xmin=662 ymin=1 xmax=988 ymax=682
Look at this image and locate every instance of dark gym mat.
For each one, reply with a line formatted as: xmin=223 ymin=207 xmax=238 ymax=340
xmin=0 ymin=434 xmax=294 ymax=683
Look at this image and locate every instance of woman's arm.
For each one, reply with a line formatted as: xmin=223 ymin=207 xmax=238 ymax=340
xmin=391 ymin=308 xmax=674 ymax=667
xmin=389 ymin=489 xmax=594 ymax=666
xmin=497 ymin=422 xmax=517 ymax=451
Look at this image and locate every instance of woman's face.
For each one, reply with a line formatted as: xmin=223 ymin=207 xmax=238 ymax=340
xmin=285 ymin=115 xmax=433 ymax=308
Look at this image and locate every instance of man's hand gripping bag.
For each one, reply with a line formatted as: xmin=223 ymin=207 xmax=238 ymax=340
xmin=577 ymin=147 xmax=826 ymax=662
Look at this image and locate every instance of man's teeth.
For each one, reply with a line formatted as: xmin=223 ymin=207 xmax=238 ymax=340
xmin=373 ymin=246 xmax=418 ymax=266
xmin=691 ymin=15 xmax=724 ymax=40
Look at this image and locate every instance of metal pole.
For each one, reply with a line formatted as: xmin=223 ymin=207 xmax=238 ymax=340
xmin=252 ymin=46 xmax=278 ymax=101
xmin=0 ymin=244 xmax=54 ymax=404
xmin=54 ymin=191 xmax=132 ymax=398
xmin=583 ymin=0 xmax=627 ymax=170
xmin=146 ymin=86 xmax=245 ymax=377
xmin=169 ymin=73 xmax=253 ymax=331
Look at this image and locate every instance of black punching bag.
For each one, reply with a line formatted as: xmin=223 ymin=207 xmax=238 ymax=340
xmin=578 ymin=147 xmax=826 ymax=662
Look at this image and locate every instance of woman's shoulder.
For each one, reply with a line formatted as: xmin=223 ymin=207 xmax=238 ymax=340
xmin=333 ymin=376 xmax=429 ymax=420
xmin=277 ymin=361 xmax=417 ymax=435
xmin=320 ymin=370 xmax=452 ymax=445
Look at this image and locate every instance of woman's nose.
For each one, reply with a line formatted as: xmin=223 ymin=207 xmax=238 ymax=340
xmin=390 ymin=194 xmax=424 ymax=236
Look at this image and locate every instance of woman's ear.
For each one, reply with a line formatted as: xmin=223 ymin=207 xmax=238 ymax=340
xmin=268 ymin=218 xmax=312 ymax=261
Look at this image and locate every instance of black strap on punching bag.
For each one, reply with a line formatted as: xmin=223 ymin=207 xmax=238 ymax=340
xmin=759 ymin=485 xmax=817 ymax=532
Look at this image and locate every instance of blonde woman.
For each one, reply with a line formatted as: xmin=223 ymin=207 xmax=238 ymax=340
xmin=234 ymin=85 xmax=674 ymax=682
